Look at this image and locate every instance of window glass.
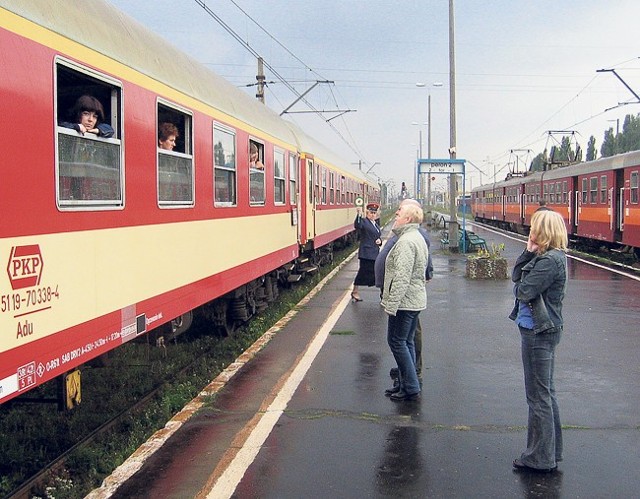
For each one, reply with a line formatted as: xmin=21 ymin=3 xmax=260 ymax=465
xmin=214 ymin=125 xmax=236 ymax=205
xmin=631 ymin=171 xmax=638 ymax=204
xmin=589 ymin=177 xmax=598 ymax=204
xmin=274 ymin=148 xmax=285 ymax=204
xmin=600 ymin=175 xmax=607 ymax=204
xmin=289 ymin=153 xmax=297 ymax=205
xmin=581 ymin=178 xmax=588 ymax=203
xmin=157 ymin=102 xmax=193 ymax=206
xmin=249 ymin=140 xmax=265 ymax=204
xmin=55 ymin=60 xmax=122 ymax=208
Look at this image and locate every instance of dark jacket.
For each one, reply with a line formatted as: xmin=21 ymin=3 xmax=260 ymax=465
xmin=354 ymin=214 xmax=381 ymax=261
xmin=59 ymin=121 xmax=115 ymax=138
xmin=509 ymin=249 xmax=567 ymax=334
xmin=374 ymin=227 xmax=433 ymax=288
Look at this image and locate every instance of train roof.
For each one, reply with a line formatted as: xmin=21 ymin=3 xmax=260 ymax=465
xmin=1 ymin=0 xmax=370 ymax=184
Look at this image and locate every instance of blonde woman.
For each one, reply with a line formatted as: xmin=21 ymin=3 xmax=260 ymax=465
xmin=509 ymin=209 xmax=568 ymax=473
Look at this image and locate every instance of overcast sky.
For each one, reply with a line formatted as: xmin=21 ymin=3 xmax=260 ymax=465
xmin=107 ymin=0 xmax=640 ymax=195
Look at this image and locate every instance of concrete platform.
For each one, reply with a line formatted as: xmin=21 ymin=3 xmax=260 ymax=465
xmin=97 ymin=222 xmax=640 ymax=498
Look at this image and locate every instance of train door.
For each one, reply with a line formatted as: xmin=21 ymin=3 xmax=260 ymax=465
xmin=614 ymin=169 xmax=625 ymax=241
xmin=304 ymin=157 xmax=316 ymax=244
xmin=569 ymin=176 xmax=578 ymax=235
xmin=519 ymin=185 xmax=525 ymax=225
xmin=290 ymin=152 xmax=302 ymax=245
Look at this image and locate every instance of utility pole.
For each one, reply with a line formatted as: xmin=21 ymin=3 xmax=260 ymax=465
xmin=448 ymin=0 xmax=458 ymax=251
xmin=256 ymin=57 xmax=265 ymax=104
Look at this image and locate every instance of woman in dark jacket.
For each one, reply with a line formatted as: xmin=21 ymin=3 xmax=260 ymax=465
xmin=351 ymin=203 xmax=382 ymax=301
xmin=510 ymin=209 xmax=568 ymax=473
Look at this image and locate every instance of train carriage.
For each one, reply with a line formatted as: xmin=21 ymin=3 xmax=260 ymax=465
xmin=471 ymin=149 xmax=640 ymax=257
xmin=0 ymin=0 xmax=377 ymax=405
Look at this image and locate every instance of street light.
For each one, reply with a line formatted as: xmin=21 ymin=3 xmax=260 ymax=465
xmin=416 ymin=82 xmax=443 ymax=206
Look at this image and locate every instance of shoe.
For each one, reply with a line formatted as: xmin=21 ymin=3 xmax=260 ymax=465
xmin=384 ymin=384 xmax=401 ymax=396
xmin=512 ymin=458 xmax=557 ymax=473
xmin=389 ymin=390 xmax=420 ymax=402
xmin=351 ymin=292 xmax=362 ymax=302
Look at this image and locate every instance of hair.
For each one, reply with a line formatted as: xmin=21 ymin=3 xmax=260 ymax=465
xmin=402 ymin=203 xmax=424 ymax=224
xmin=529 ymin=209 xmax=568 ymax=254
xmin=71 ymin=95 xmax=105 ymax=122
xmin=159 ymin=122 xmax=179 ymax=141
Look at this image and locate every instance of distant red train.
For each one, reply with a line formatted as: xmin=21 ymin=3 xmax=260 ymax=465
xmin=0 ymin=1 xmax=379 ymax=405
xmin=470 ymin=149 xmax=640 ymax=257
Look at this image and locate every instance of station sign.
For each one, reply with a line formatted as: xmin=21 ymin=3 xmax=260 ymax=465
xmin=418 ymin=159 xmax=465 ymax=175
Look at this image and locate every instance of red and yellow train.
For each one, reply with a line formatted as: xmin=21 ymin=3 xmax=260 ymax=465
xmin=0 ymin=1 xmax=379 ymax=405
xmin=471 ymin=149 xmax=640 ymax=256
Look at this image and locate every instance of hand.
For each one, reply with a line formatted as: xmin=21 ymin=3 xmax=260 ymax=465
xmin=375 ymin=238 xmax=382 ymax=246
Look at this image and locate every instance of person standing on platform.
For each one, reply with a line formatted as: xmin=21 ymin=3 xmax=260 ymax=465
xmin=509 ymin=209 xmax=568 ymax=473
xmin=380 ymin=203 xmax=428 ymax=401
xmin=351 ymin=203 xmax=382 ymax=302
xmin=375 ymin=199 xmax=433 ymax=391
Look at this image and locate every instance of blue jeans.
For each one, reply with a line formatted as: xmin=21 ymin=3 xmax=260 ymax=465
xmin=519 ymin=327 xmax=563 ymax=469
xmin=387 ymin=310 xmax=421 ymax=395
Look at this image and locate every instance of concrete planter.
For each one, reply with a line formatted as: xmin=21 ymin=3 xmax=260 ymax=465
xmin=465 ymin=256 xmax=508 ymax=280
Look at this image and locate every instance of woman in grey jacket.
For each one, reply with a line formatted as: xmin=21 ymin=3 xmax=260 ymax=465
xmin=510 ymin=209 xmax=568 ymax=473
xmin=381 ymin=203 xmax=428 ymax=401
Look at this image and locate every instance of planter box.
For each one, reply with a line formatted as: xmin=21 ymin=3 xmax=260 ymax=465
xmin=466 ymin=257 xmax=508 ymax=280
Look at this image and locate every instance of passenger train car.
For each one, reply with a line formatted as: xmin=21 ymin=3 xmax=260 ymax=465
xmin=471 ymin=150 xmax=640 ymax=256
xmin=0 ymin=1 xmax=379 ymax=405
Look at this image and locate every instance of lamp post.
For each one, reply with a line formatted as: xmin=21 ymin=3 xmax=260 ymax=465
xmin=416 ymin=82 xmax=443 ymax=207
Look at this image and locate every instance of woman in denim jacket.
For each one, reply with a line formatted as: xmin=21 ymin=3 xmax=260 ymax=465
xmin=509 ymin=209 xmax=568 ymax=473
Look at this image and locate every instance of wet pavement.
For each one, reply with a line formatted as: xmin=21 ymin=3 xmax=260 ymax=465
xmin=98 ymin=222 xmax=640 ymax=498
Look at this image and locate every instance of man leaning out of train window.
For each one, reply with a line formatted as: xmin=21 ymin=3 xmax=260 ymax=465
xmin=59 ymin=95 xmax=114 ymax=138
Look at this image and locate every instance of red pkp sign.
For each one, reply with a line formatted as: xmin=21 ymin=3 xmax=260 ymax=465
xmin=7 ymin=245 xmax=44 ymax=290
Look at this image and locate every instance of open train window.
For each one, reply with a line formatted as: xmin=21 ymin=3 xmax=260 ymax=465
xmin=274 ymin=148 xmax=285 ymax=205
xmin=55 ymin=59 xmax=123 ymax=209
xmin=249 ymin=139 xmax=265 ymax=205
xmin=214 ymin=124 xmax=237 ymax=206
xmin=157 ymin=101 xmax=193 ymax=207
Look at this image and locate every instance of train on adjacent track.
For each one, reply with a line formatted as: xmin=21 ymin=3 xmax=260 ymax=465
xmin=0 ymin=1 xmax=379 ymax=406
xmin=470 ymin=149 xmax=640 ymax=258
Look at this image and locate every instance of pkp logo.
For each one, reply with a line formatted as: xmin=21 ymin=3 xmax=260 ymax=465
xmin=6 ymin=245 xmax=44 ymax=290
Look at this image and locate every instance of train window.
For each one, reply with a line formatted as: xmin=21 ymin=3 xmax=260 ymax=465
xmin=600 ymin=176 xmax=607 ymax=204
xmin=289 ymin=153 xmax=297 ymax=205
xmin=341 ymin=176 xmax=346 ymax=204
xmin=249 ymin=139 xmax=265 ymax=205
xmin=589 ymin=177 xmax=598 ymax=204
xmin=556 ymin=182 xmax=562 ymax=203
xmin=321 ymin=167 xmax=327 ymax=204
xmin=213 ymin=124 xmax=237 ymax=206
xmin=315 ymin=164 xmax=320 ymax=203
xmin=631 ymin=172 xmax=638 ymax=204
xmin=157 ymin=102 xmax=193 ymax=206
xmin=55 ymin=59 xmax=123 ymax=208
xmin=562 ymin=181 xmax=568 ymax=204
xmin=330 ymin=172 xmax=335 ymax=204
xmin=581 ymin=178 xmax=588 ymax=203
xmin=274 ymin=148 xmax=285 ymax=205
